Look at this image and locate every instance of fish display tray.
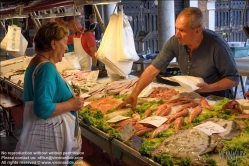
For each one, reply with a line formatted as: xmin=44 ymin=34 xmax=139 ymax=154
xmin=80 ymin=123 xmax=160 ymax=166
xmin=230 ymin=46 xmax=249 ymax=58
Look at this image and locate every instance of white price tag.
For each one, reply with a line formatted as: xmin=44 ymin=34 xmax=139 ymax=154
xmin=131 ymin=135 xmax=144 ymax=150
xmin=83 ymin=101 xmax=91 ymax=107
xmin=193 ymin=121 xmax=227 ymax=136
xmin=119 ymin=122 xmax=135 ymax=141
xmin=106 ymin=115 xmax=130 ymax=123
xmin=87 ymin=70 xmax=99 ymax=82
xmin=138 ymin=116 xmax=167 ymax=127
xmin=80 ymin=93 xmax=90 ymax=99
xmin=138 ymin=88 xmax=154 ymax=98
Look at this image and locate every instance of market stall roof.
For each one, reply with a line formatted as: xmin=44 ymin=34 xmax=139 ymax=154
xmin=0 ymin=0 xmax=121 ymax=15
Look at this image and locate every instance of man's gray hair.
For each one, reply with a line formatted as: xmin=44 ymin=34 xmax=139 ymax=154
xmin=179 ymin=7 xmax=204 ymax=29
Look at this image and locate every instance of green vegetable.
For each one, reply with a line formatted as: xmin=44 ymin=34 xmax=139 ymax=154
xmin=152 ymin=154 xmax=174 ymax=166
xmin=139 ymin=138 xmax=163 ymax=156
xmin=211 ymin=98 xmax=230 ymax=112
xmin=175 ymin=158 xmax=190 ymax=166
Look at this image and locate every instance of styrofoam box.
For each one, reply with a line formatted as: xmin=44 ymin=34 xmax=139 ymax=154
xmin=228 ymin=42 xmax=245 ymax=47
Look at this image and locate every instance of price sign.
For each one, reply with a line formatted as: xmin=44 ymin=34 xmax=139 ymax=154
xmin=83 ymin=101 xmax=91 ymax=107
xmin=138 ymin=116 xmax=167 ymax=127
xmin=119 ymin=122 xmax=135 ymax=141
xmin=131 ymin=135 xmax=144 ymax=150
xmin=138 ymin=88 xmax=154 ymax=98
xmin=106 ymin=115 xmax=130 ymax=123
xmin=193 ymin=121 xmax=227 ymax=136
xmin=87 ymin=70 xmax=99 ymax=82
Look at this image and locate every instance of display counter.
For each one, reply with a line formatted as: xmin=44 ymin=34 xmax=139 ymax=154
xmin=1 ymin=56 xmax=249 ymax=166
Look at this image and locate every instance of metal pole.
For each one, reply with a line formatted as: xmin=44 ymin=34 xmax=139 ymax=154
xmin=0 ymin=20 xmax=7 ymax=33
xmin=93 ymin=5 xmax=106 ymax=32
xmin=29 ymin=12 xmax=40 ymax=29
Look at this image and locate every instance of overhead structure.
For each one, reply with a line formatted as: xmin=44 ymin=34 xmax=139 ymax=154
xmin=0 ymin=0 xmax=121 ymax=24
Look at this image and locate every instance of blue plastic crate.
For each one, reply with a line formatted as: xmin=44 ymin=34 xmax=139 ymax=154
xmin=230 ymin=46 xmax=249 ymax=58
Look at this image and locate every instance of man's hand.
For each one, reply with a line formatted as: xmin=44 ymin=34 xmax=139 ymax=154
xmin=195 ymin=82 xmax=212 ymax=93
xmin=245 ymin=90 xmax=249 ymax=99
xmin=117 ymin=94 xmax=138 ymax=111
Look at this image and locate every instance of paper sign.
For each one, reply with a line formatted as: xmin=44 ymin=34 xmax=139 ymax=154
xmin=138 ymin=116 xmax=168 ymax=127
xmin=131 ymin=135 xmax=144 ymax=150
xmin=87 ymin=70 xmax=99 ymax=82
xmin=162 ymin=76 xmax=204 ymax=92
xmin=138 ymin=88 xmax=154 ymax=98
xmin=83 ymin=101 xmax=91 ymax=107
xmin=80 ymin=93 xmax=90 ymax=99
xmin=193 ymin=121 xmax=227 ymax=136
xmin=119 ymin=122 xmax=135 ymax=141
xmin=107 ymin=115 xmax=130 ymax=123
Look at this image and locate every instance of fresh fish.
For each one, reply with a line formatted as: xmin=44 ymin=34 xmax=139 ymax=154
xmin=149 ymin=123 xmax=171 ymax=140
xmin=167 ymin=109 xmax=189 ymax=123
xmin=157 ymin=106 xmax=172 ymax=116
xmin=154 ymin=103 xmax=168 ymax=116
xmin=135 ymin=127 xmax=154 ymax=137
xmin=174 ymin=116 xmax=184 ymax=132
xmin=143 ymin=108 xmax=155 ymax=118
xmin=150 ymin=128 xmax=223 ymax=165
xmin=235 ymin=114 xmax=249 ymax=119
xmin=188 ymin=105 xmax=202 ymax=124
xmin=200 ymin=97 xmax=213 ymax=110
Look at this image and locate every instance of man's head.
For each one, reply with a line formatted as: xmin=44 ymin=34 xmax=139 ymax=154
xmin=67 ymin=16 xmax=84 ymax=33
xmin=175 ymin=7 xmax=203 ymax=46
xmin=89 ymin=14 xmax=96 ymax=23
xmin=55 ymin=17 xmax=68 ymax=26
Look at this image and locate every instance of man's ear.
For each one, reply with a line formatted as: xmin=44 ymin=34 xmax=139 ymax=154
xmin=195 ymin=27 xmax=202 ymax=34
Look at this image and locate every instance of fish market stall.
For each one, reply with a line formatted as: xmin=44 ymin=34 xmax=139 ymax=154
xmin=1 ymin=56 xmax=249 ymax=166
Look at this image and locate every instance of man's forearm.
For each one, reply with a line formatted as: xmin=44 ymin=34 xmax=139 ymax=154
xmin=132 ymin=65 xmax=160 ymax=96
xmin=209 ymin=78 xmax=239 ymax=91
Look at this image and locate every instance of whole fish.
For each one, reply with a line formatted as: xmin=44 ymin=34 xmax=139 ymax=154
xmin=149 ymin=123 xmax=171 ymax=140
xmin=200 ymin=97 xmax=213 ymax=110
xmin=167 ymin=109 xmax=189 ymax=124
xmin=174 ymin=116 xmax=184 ymax=132
xmin=188 ymin=105 xmax=202 ymax=124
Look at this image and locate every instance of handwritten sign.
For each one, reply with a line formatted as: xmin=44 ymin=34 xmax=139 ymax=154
xmin=80 ymin=93 xmax=90 ymax=99
xmin=138 ymin=116 xmax=168 ymax=127
xmin=119 ymin=122 xmax=135 ymax=141
xmin=87 ymin=70 xmax=99 ymax=82
xmin=106 ymin=115 xmax=130 ymax=123
xmin=138 ymin=88 xmax=154 ymax=98
xmin=83 ymin=101 xmax=91 ymax=107
xmin=193 ymin=121 xmax=227 ymax=136
xmin=131 ymin=135 xmax=144 ymax=150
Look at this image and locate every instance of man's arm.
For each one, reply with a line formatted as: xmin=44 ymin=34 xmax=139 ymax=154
xmin=196 ymin=78 xmax=239 ymax=93
xmin=118 ymin=65 xmax=160 ymax=110
xmin=89 ymin=45 xmax=97 ymax=66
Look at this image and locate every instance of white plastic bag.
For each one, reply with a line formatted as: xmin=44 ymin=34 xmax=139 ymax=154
xmin=0 ymin=25 xmax=28 ymax=57
xmin=117 ymin=10 xmax=139 ymax=62
xmin=96 ymin=13 xmax=133 ymax=77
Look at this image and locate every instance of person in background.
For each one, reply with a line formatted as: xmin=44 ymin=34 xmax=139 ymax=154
xmin=67 ymin=16 xmax=97 ymax=70
xmin=21 ymin=22 xmax=84 ymax=165
xmin=55 ymin=16 xmax=74 ymax=52
xmin=88 ymin=14 xmax=103 ymax=41
xmin=118 ymin=7 xmax=239 ymax=110
xmin=245 ymin=90 xmax=249 ymax=99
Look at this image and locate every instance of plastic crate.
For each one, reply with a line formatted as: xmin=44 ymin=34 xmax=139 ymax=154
xmin=230 ymin=46 xmax=249 ymax=58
